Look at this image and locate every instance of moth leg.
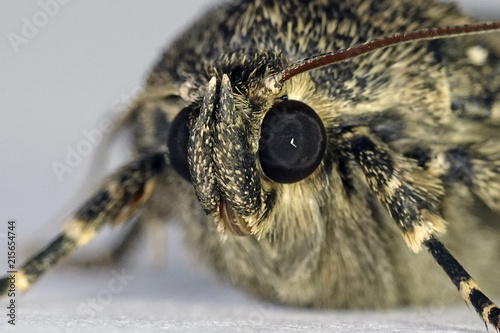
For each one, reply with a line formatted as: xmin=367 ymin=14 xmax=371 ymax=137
xmin=425 ymin=237 xmax=500 ymax=329
xmin=343 ymin=127 xmax=500 ymax=330
xmin=343 ymin=127 xmax=445 ymax=252
xmin=0 ymin=152 xmax=167 ymax=295
xmin=146 ymin=217 xmax=167 ymax=266
xmin=73 ymin=215 xmax=165 ymax=267
xmin=67 ymin=219 xmax=144 ymax=267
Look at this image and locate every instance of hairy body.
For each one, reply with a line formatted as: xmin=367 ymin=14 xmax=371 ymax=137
xmin=2 ymin=0 xmax=500 ymax=328
xmin=133 ymin=0 xmax=500 ymax=308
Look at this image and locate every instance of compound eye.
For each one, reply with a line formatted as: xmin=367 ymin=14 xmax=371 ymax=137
xmin=259 ymin=100 xmax=326 ymax=183
xmin=167 ymin=106 xmax=196 ymax=181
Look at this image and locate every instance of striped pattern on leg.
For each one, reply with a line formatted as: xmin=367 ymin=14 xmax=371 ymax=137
xmin=0 ymin=152 xmax=167 ymax=295
xmin=425 ymin=237 xmax=500 ymax=330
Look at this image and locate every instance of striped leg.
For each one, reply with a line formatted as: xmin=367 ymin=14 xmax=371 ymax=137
xmin=344 ymin=127 xmax=445 ymax=252
xmin=0 ymin=152 xmax=167 ymax=295
xmin=343 ymin=127 xmax=500 ymax=330
xmin=425 ymin=237 xmax=500 ymax=330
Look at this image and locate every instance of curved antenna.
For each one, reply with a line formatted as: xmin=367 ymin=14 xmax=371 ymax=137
xmin=264 ymin=22 xmax=500 ymax=93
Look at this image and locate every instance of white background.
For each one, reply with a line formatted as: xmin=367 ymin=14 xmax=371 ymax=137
xmin=0 ymin=1 xmax=500 ymax=332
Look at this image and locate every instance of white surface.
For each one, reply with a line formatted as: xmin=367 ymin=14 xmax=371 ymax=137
xmin=0 ymin=226 xmax=493 ymax=333
xmin=0 ymin=1 xmax=499 ymax=332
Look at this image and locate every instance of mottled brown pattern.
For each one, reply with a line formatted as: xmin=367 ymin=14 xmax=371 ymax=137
xmin=2 ymin=0 xmax=500 ymax=330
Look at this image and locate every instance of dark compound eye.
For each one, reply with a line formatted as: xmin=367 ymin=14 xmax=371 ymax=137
xmin=167 ymin=106 xmax=195 ymax=181
xmin=259 ymin=100 xmax=327 ymax=183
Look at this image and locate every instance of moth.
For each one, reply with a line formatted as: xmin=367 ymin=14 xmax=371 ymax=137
xmin=2 ymin=0 xmax=500 ymax=330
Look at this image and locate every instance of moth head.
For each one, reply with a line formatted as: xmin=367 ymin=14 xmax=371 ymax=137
xmin=166 ymin=22 xmax=500 ymax=237
xmin=166 ymin=49 xmax=328 ymax=236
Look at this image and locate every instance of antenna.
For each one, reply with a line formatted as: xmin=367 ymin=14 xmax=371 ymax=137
xmin=264 ymin=22 xmax=500 ymax=93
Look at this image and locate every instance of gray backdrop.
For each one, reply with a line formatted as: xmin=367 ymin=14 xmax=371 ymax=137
xmin=1 ymin=1 xmax=500 ymax=332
